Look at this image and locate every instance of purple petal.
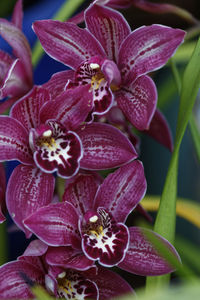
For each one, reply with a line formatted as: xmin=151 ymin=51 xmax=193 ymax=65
xmin=0 ymin=18 xmax=32 ymax=84
xmin=63 ymin=173 xmax=99 ymax=216
xmin=94 ymin=160 xmax=147 ymax=223
xmin=89 ymin=266 xmax=134 ymax=299
xmin=46 ymin=246 xmax=94 ymax=270
xmin=116 ymin=75 xmax=157 ymax=130
xmin=0 ymin=163 xmax=6 ymax=223
xmin=118 ymin=24 xmax=185 ymax=82
xmin=11 ymin=0 xmax=23 ymax=29
xmin=32 ymin=121 xmax=83 ymax=178
xmin=33 ymin=20 xmax=106 ymax=69
xmin=0 ymin=58 xmax=32 ymax=99
xmin=144 ymin=108 xmax=173 ymax=151
xmin=0 ymin=50 xmax=13 ymax=85
xmin=21 ymin=239 xmax=48 ymax=257
xmin=81 ymin=208 xmax=129 ymax=267
xmin=42 ymin=70 xmax=75 ymax=99
xmin=77 ymin=122 xmax=137 ymax=169
xmin=11 ymin=86 xmax=50 ymax=132
xmin=6 ymin=164 xmax=55 ymax=238
xmin=0 ymin=116 xmax=33 ymax=164
xmin=118 ymin=227 xmax=181 ymax=276
xmin=39 ymin=85 xmax=93 ymax=130
xmin=85 ymin=4 xmax=130 ymax=62
xmin=0 ymin=260 xmax=44 ymax=299
xmin=24 ymin=202 xmax=80 ymax=247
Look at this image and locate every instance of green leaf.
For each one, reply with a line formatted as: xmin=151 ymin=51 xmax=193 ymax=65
xmin=0 ymin=221 xmax=7 ymax=266
xmin=32 ymin=285 xmax=55 ymax=300
xmin=189 ymin=114 xmax=200 ymax=163
xmin=146 ymin=36 xmax=200 ymax=289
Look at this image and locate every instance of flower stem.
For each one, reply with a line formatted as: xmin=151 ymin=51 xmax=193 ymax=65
xmin=0 ymin=221 xmax=7 ymax=265
xmin=32 ymin=0 xmax=86 ymax=68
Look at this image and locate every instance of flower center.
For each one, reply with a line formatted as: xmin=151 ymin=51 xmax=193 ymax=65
xmin=37 ymin=130 xmax=57 ymax=150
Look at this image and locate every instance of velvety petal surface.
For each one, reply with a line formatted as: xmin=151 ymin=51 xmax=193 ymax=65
xmin=118 ymin=227 xmax=181 ymax=276
xmin=24 ymin=202 xmax=80 ymax=247
xmin=144 ymin=108 xmax=173 ymax=151
xmin=11 ymin=86 xmax=50 ymax=132
xmin=116 ymin=75 xmax=157 ymax=130
xmin=6 ymin=164 xmax=55 ymax=238
xmin=81 ymin=208 xmax=129 ymax=267
xmin=0 ymin=18 xmax=32 ymax=83
xmin=118 ymin=24 xmax=185 ymax=82
xmin=21 ymin=239 xmax=48 ymax=257
xmin=43 ymin=70 xmax=75 ymax=99
xmin=63 ymin=173 xmax=99 ymax=216
xmin=0 ymin=261 xmax=44 ymax=299
xmin=33 ymin=20 xmax=106 ymax=69
xmin=46 ymin=246 xmax=94 ymax=270
xmin=11 ymin=0 xmax=23 ymax=29
xmin=85 ymin=4 xmax=130 ymax=62
xmin=77 ymin=122 xmax=137 ymax=169
xmin=0 ymin=116 xmax=33 ymax=164
xmin=94 ymin=160 xmax=147 ymax=223
xmin=89 ymin=266 xmax=134 ymax=300
xmin=39 ymin=85 xmax=93 ymax=130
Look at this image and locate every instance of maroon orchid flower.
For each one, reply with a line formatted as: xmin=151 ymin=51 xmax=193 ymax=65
xmin=0 ymin=85 xmax=137 ymax=237
xmin=0 ymin=163 xmax=6 ymax=223
xmin=0 ymin=239 xmax=133 ymax=299
xmin=33 ymin=4 xmax=185 ymax=131
xmin=0 ymin=0 xmax=33 ymax=113
xmin=24 ymin=161 xmax=180 ymax=275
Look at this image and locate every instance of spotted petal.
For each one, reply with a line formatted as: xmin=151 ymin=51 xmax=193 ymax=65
xmin=118 ymin=24 xmax=185 ymax=83
xmin=80 ymin=208 xmax=129 ymax=267
xmin=33 ymin=20 xmax=106 ymax=69
xmin=94 ymin=160 xmax=147 ymax=223
xmin=6 ymin=164 xmax=55 ymax=238
xmin=63 ymin=174 xmax=99 ymax=216
xmin=86 ymin=4 xmax=131 ymax=62
xmin=118 ymin=227 xmax=181 ymax=276
xmin=11 ymin=86 xmax=50 ymax=132
xmin=0 ymin=116 xmax=33 ymax=164
xmin=32 ymin=121 xmax=83 ymax=178
xmin=46 ymin=246 xmax=94 ymax=271
xmin=77 ymin=122 xmax=137 ymax=170
xmin=116 ymin=75 xmax=157 ymax=130
xmin=24 ymin=202 xmax=80 ymax=248
xmin=0 ymin=261 xmax=44 ymax=299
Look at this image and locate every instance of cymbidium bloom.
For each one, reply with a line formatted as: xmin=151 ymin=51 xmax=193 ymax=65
xmin=0 ymin=0 xmax=33 ymax=112
xmin=0 ymin=85 xmax=137 ymax=236
xmin=0 ymin=239 xmax=133 ymax=299
xmin=24 ymin=161 xmax=180 ymax=276
xmin=0 ymin=163 xmax=6 ymax=223
xmin=33 ymin=4 xmax=185 ymax=131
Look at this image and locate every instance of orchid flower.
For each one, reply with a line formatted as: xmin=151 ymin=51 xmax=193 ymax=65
xmin=0 ymin=239 xmax=133 ymax=299
xmin=33 ymin=4 xmax=185 ymax=132
xmin=0 ymin=163 xmax=6 ymax=223
xmin=0 ymin=0 xmax=33 ymax=112
xmin=0 ymin=84 xmax=137 ymax=237
xmin=24 ymin=161 xmax=180 ymax=276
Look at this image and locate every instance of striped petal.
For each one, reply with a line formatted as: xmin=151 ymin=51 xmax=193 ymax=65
xmin=77 ymin=122 xmax=137 ymax=170
xmin=6 ymin=164 xmax=55 ymax=238
xmin=24 ymin=202 xmax=80 ymax=247
xmin=94 ymin=160 xmax=147 ymax=223
xmin=85 ymin=4 xmax=131 ymax=62
xmin=33 ymin=20 xmax=106 ymax=69
xmin=0 ymin=18 xmax=32 ymax=84
xmin=0 ymin=261 xmax=44 ymax=299
xmin=11 ymin=86 xmax=50 ymax=132
xmin=118 ymin=24 xmax=185 ymax=82
xmin=118 ymin=227 xmax=181 ymax=276
xmin=116 ymin=75 xmax=157 ymax=130
xmin=0 ymin=116 xmax=33 ymax=165
xmin=63 ymin=174 xmax=99 ymax=216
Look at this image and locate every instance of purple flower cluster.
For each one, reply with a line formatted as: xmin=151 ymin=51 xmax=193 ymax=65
xmin=0 ymin=0 xmax=185 ymax=299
